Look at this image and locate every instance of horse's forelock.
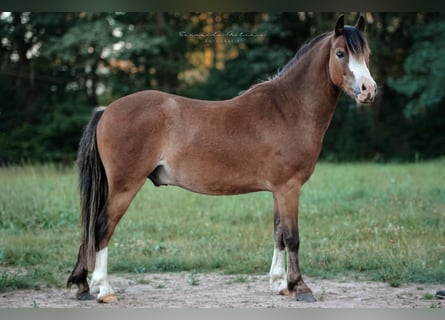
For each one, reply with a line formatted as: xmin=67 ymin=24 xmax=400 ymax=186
xmin=342 ymin=26 xmax=367 ymax=55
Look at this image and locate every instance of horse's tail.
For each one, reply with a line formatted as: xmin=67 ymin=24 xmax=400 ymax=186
xmin=77 ymin=106 xmax=108 ymax=271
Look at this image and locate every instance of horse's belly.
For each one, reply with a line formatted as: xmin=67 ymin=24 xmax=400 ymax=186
xmin=176 ymin=179 xmax=264 ymax=196
xmin=149 ymin=158 xmax=265 ymax=195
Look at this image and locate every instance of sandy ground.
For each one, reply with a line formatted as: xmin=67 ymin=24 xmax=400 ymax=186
xmin=1 ymin=272 xmax=444 ymax=308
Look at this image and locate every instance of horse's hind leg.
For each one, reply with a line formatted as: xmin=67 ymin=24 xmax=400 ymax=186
xmin=90 ymin=175 xmax=147 ymax=303
xmin=67 ymin=246 xmax=93 ymax=300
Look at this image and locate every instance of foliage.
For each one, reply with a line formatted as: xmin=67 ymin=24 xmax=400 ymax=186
xmin=183 ymin=14 xmax=295 ymax=100
xmin=388 ymin=19 xmax=445 ymax=116
xmin=0 ymin=161 xmax=444 ymax=292
xmin=0 ymin=12 xmax=444 ymax=163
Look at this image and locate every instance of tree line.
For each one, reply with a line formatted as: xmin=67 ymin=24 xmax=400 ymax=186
xmin=0 ymin=12 xmax=444 ymax=164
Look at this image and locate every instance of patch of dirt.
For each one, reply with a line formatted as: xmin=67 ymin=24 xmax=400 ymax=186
xmin=1 ymin=273 xmax=443 ymax=308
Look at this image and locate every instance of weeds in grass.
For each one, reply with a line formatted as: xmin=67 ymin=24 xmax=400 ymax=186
xmin=133 ymin=267 xmax=150 ymax=285
xmin=422 ymin=293 xmax=436 ymax=300
xmin=388 ymin=279 xmax=402 ymax=288
xmin=226 ymin=275 xmax=249 ymax=285
xmin=189 ymin=269 xmax=200 ymax=286
xmin=0 ymin=270 xmax=39 ymax=293
xmin=319 ymin=288 xmax=327 ymax=301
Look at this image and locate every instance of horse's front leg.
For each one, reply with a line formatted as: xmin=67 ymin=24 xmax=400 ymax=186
xmin=269 ymin=196 xmax=288 ymax=294
xmin=273 ymin=185 xmax=316 ymax=302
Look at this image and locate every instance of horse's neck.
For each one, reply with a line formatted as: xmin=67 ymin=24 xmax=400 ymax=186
xmin=274 ymin=38 xmax=340 ymax=132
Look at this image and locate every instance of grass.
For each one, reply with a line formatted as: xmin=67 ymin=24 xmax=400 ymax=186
xmin=0 ymin=160 xmax=444 ymax=292
xmin=188 ymin=269 xmax=201 ymax=286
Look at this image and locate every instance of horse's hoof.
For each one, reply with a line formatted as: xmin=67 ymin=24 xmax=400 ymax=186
xmin=97 ymin=293 xmax=118 ymax=304
xmin=296 ymin=292 xmax=316 ymax=302
xmin=436 ymin=290 xmax=445 ymax=300
xmin=279 ymin=288 xmax=290 ymax=296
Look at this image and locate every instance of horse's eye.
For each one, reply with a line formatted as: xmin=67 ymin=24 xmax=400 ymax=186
xmin=336 ymin=51 xmax=345 ymax=59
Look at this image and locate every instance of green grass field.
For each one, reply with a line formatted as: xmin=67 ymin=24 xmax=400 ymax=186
xmin=0 ymin=160 xmax=444 ymax=292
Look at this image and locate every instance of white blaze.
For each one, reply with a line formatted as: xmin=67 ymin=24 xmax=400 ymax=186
xmin=348 ymin=55 xmax=372 ymax=81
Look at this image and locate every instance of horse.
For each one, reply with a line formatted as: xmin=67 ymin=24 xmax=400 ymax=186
xmin=67 ymin=15 xmax=377 ymax=303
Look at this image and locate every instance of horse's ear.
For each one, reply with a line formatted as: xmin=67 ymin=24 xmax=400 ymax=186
xmin=356 ymin=15 xmax=366 ymax=33
xmin=334 ymin=15 xmax=345 ymax=37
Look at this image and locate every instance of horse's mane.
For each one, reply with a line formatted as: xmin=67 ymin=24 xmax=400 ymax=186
xmin=270 ymin=32 xmax=330 ymax=80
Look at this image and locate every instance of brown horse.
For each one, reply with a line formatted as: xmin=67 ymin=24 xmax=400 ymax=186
xmin=67 ymin=15 xmax=377 ymax=303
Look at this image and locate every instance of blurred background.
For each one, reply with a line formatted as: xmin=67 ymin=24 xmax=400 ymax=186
xmin=0 ymin=12 xmax=444 ymax=164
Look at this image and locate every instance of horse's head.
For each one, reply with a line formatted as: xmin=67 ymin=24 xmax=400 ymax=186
xmin=329 ymin=15 xmax=377 ymax=105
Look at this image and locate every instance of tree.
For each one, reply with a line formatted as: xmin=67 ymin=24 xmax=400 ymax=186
xmin=109 ymin=12 xmax=188 ymax=98
xmin=0 ymin=12 xmax=82 ymax=163
xmin=388 ymin=16 xmax=445 ymax=116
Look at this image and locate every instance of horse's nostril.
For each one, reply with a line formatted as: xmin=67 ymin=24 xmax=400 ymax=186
xmin=361 ymin=83 xmax=367 ymax=91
